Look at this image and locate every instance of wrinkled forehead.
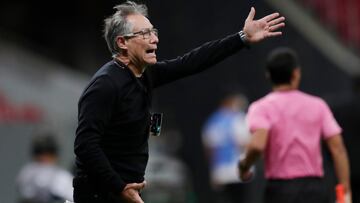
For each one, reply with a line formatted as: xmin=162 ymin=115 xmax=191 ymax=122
xmin=126 ymin=14 xmax=153 ymax=32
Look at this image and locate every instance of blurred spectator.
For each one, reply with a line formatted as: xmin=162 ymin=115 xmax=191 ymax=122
xmin=144 ymin=130 xmax=192 ymax=203
xmin=202 ymin=93 xmax=250 ymax=203
xmin=16 ymin=132 xmax=73 ymax=203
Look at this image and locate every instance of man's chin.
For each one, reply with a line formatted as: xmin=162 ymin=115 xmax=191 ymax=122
xmin=146 ymin=59 xmax=157 ymax=65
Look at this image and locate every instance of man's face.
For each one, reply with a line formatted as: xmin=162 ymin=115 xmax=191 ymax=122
xmin=124 ymin=14 xmax=159 ymax=69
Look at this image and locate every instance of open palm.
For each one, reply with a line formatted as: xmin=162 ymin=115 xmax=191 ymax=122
xmin=243 ymin=7 xmax=285 ymax=43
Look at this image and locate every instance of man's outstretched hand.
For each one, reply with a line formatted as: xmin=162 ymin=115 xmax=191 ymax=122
xmin=243 ymin=7 xmax=285 ymax=44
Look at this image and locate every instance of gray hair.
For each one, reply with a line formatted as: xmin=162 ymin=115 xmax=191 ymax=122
xmin=103 ymin=1 xmax=148 ymax=57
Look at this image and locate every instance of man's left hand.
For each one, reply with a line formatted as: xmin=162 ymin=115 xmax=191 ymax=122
xmin=243 ymin=7 xmax=285 ymax=44
xmin=238 ymin=160 xmax=253 ymax=182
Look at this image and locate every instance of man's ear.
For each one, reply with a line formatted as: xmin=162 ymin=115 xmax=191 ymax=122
xmin=116 ymin=36 xmax=127 ymax=50
xmin=292 ymin=67 xmax=301 ymax=79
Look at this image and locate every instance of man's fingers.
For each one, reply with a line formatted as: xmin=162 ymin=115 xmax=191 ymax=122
xmin=246 ymin=7 xmax=256 ymax=21
xmin=139 ymin=181 xmax=146 ymax=190
xmin=269 ymin=23 xmax=285 ymax=31
xmin=262 ymin=12 xmax=280 ymax=22
xmin=134 ymin=194 xmax=144 ymax=203
xmin=124 ymin=188 xmax=144 ymax=203
xmin=124 ymin=183 xmax=137 ymax=189
xmin=132 ymin=182 xmax=146 ymax=190
xmin=266 ymin=32 xmax=282 ymax=37
xmin=129 ymin=190 xmax=144 ymax=203
xmin=124 ymin=181 xmax=146 ymax=191
xmin=240 ymin=167 xmax=254 ymax=182
xmin=268 ymin=16 xmax=285 ymax=26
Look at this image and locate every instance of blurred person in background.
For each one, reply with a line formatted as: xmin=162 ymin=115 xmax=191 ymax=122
xmin=143 ymin=129 xmax=191 ymax=203
xmin=239 ymin=47 xmax=351 ymax=203
xmin=202 ymin=92 xmax=251 ymax=203
xmin=74 ymin=1 xmax=285 ymax=203
xmin=16 ymin=132 xmax=73 ymax=203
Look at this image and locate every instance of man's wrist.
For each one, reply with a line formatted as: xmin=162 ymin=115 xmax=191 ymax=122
xmin=239 ymin=159 xmax=250 ymax=171
xmin=239 ymin=30 xmax=250 ymax=48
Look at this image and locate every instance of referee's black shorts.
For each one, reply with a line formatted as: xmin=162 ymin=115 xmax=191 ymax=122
xmin=265 ymin=177 xmax=330 ymax=203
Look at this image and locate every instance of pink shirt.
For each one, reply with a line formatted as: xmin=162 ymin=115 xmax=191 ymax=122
xmin=247 ymin=90 xmax=341 ymax=179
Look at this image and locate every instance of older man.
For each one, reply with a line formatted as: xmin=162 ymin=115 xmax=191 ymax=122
xmin=74 ymin=1 xmax=285 ymax=203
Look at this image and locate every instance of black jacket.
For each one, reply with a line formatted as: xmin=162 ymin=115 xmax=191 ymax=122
xmin=74 ymin=33 xmax=245 ymax=194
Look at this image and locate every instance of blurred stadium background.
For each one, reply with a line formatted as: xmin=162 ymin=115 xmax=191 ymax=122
xmin=0 ymin=0 xmax=359 ymax=202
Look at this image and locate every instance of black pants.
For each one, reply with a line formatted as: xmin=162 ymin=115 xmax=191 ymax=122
xmin=212 ymin=183 xmax=247 ymax=203
xmin=265 ymin=177 xmax=330 ymax=203
xmin=73 ymin=176 xmax=127 ymax=203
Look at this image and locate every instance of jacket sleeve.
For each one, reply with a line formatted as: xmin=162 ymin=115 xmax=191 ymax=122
xmin=149 ymin=33 xmax=245 ymax=87
xmin=74 ymin=75 xmax=126 ymax=193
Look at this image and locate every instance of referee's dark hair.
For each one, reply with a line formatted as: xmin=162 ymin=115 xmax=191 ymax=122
xmin=266 ymin=47 xmax=300 ymax=85
xmin=31 ymin=132 xmax=58 ymax=157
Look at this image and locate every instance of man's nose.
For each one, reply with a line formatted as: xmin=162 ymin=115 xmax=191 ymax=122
xmin=150 ymin=33 xmax=159 ymax=43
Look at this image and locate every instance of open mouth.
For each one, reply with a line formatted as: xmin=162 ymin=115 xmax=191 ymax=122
xmin=146 ymin=49 xmax=156 ymax=54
